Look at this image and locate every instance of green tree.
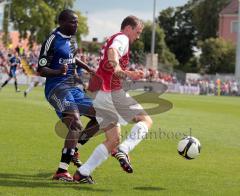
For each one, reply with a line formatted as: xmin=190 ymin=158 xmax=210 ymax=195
xmin=2 ymin=3 xmax=10 ymax=46
xmin=181 ymin=56 xmax=200 ymax=73
xmin=130 ymin=40 xmax=145 ymax=64
xmin=131 ymin=39 xmax=144 ymax=53
xmin=191 ymin=0 xmax=231 ymax=40
xmin=158 ymin=7 xmax=175 ymax=48
xmin=5 ymin=0 xmax=88 ymax=47
xmin=199 ymin=38 xmax=235 ymax=73
xmin=140 ymin=21 xmax=178 ymax=66
xmin=158 ymin=4 xmax=198 ymax=68
xmin=74 ymin=11 xmax=88 ymax=43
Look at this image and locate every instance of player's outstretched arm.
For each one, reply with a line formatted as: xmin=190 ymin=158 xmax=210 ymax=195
xmin=38 ymin=64 xmax=68 ymax=77
xmin=75 ymin=57 xmax=95 ymax=74
xmin=125 ymin=70 xmax=144 ymax=80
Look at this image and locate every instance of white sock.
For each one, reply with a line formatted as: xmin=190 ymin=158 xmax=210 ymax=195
xmin=25 ymin=82 xmax=35 ymax=93
xmin=78 ymin=143 xmax=109 ymax=176
xmin=119 ymin=121 xmax=148 ymax=154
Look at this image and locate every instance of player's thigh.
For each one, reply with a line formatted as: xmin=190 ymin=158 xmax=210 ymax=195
xmin=93 ymin=107 xmax=119 ymax=130
xmin=71 ymin=87 xmax=95 ymax=116
xmin=93 ymin=91 xmax=120 ymax=128
xmin=112 ymin=90 xmax=146 ymax=123
xmin=62 ymin=112 xmax=83 ymax=132
xmin=93 ymin=90 xmax=146 ymax=127
xmin=48 ymin=87 xmax=78 ymax=115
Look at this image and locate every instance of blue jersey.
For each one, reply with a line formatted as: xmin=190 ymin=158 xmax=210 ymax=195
xmin=9 ymin=56 xmax=21 ymax=72
xmin=8 ymin=56 xmax=21 ymax=77
xmin=37 ymin=28 xmax=78 ymax=98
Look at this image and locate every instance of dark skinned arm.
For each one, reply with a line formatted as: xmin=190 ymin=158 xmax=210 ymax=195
xmin=75 ymin=57 xmax=95 ymax=74
xmin=38 ymin=64 xmax=68 ymax=77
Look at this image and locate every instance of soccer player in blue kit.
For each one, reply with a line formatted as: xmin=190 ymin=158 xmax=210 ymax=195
xmin=38 ymin=9 xmax=97 ymax=183
xmin=0 ymin=51 xmax=21 ymax=92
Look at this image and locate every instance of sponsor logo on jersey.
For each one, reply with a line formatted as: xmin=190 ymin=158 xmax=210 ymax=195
xmin=59 ymin=58 xmax=75 ymax=64
xmin=118 ymin=46 xmax=123 ymax=52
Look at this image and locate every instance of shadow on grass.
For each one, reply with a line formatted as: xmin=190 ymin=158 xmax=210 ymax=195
xmin=134 ymin=186 xmax=166 ymax=191
xmin=0 ymin=172 xmax=53 ymax=180
xmin=0 ymin=172 xmax=111 ymax=192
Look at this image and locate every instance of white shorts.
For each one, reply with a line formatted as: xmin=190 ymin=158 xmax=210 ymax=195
xmin=93 ymin=89 xmax=145 ymax=129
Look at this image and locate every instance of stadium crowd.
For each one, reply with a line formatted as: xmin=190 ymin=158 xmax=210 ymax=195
xmin=0 ymin=44 xmax=239 ymax=96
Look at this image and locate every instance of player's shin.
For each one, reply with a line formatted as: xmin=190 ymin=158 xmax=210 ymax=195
xmin=78 ymin=143 xmax=109 ymax=176
xmin=119 ymin=121 xmax=149 ymax=154
xmin=72 ymin=118 xmax=100 ymax=167
xmin=1 ymin=80 xmax=8 ymax=88
xmin=14 ymin=81 xmax=19 ymax=92
xmin=57 ymin=148 xmax=75 ymax=174
xmin=58 ymin=117 xmax=82 ymax=172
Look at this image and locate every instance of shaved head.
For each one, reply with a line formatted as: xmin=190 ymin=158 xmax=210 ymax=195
xmin=58 ymin=9 xmax=76 ymax=23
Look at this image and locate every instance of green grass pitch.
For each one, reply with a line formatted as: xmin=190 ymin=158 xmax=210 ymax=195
xmin=0 ymin=85 xmax=240 ymax=196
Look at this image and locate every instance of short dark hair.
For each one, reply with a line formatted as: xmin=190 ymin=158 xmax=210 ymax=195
xmin=121 ymin=15 xmax=143 ymax=30
xmin=58 ymin=9 xmax=76 ymax=23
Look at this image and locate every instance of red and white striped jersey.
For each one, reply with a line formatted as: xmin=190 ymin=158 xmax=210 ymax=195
xmin=90 ymin=32 xmax=130 ymax=92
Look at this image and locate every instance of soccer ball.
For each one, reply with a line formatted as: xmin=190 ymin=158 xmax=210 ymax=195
xmin=177 ymin=136 xmax=201 ymax=159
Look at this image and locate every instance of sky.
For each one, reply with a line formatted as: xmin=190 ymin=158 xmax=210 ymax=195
xmin=74 ymin=0 xmax=189 ymax=42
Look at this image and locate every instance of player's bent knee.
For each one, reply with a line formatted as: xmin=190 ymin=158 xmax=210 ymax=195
xmin=62 ymin=115 xmax=83 ymax=133
xmin=70 ymin=120 xmax=83 ymax=133
xmin=135 ymin=114 xmax=153 ymax=129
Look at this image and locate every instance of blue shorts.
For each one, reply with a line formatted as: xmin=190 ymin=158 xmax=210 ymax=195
xmin=47 ymin=86 xmax=93 ymax=119
xmin=9 ymin=69 xmax=16 ymax=77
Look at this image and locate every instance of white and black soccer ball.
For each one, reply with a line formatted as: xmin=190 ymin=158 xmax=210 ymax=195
xmin=177 ymin=136 xmax=201 ymax=159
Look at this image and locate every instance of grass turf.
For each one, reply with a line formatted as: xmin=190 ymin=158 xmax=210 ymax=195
xmin=0 ymin=85 xmax=240 ymax=196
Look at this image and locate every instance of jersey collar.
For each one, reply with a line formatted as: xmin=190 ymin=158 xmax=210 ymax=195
xmin=56 ymin=30 xmax=71 ymax=39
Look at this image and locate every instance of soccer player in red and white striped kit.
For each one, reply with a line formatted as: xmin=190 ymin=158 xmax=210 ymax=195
xmin=73 ymin=15 xmax=153 ymax=183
